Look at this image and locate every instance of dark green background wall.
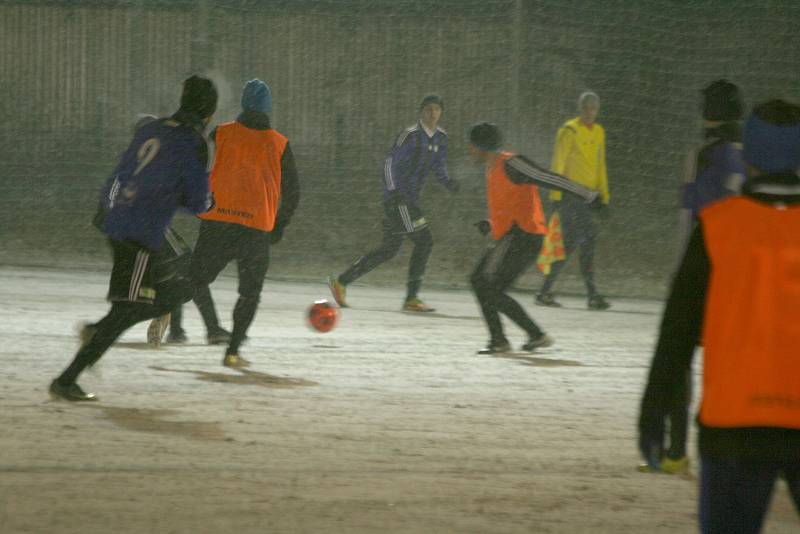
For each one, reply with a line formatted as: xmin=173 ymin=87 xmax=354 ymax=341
xmin=2 ymin=0 xmax=798 ymax=297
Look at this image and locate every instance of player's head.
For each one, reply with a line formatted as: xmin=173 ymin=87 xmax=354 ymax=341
xmin=179 ymin=75 xmax=218 ymax=122
xmin=241 ymin=79 xmax=272 ymax=114
xmin=742 ymin=99 xmax=800 ymax=176
xmin=419 ymin=94 xmax=444 ymax=127
xmin=702 ymin=79 xmax=743 ymax=122
xmin=133 ymin=114 xmax=157 ymax=134
xmin=467 ymin=122 xmax=502 ymax=160
xmin=578 ymin=91 xmax=600 ymax=124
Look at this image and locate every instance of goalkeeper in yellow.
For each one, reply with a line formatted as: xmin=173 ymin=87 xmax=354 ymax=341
xmin=536 ymin=91 xmax=611 ymax=310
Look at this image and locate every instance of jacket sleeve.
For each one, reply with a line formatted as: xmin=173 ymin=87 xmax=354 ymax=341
xmin=723 ymin=142 xmax=746 ymax=193
xmin=505 ymin=155 xmax=598 ymax=203
xmin=274 ymin=142 xmax=300 ymax=228
xmin=639 ymin=224 xmax=710 ymax=432
xmin=432 ymin=138 xmax=457 ymax=191
xmin=549 ymin=125 xmax=575 ymax=201
xmin=385 ymin=129 xmax=417 ymax=197
xmin=597 ymin=127 xmax=610 ymax=204
xmin=180 ymin=135 xmax=213 ymax=214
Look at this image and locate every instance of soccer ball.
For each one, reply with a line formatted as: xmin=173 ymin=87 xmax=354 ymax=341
xmin=307 ymin=300 xmax=339 ymax=333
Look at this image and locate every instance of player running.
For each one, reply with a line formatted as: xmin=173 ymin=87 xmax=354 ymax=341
xmin=50 ymin=75 xmax=218 ymax=401
xmin=466 ymin=122 xmax=598 ymax=354
xmin=328 ymin=95 xmax=459 ymax=312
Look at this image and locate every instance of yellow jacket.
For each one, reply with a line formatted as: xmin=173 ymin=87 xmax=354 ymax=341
xmin=549 ymin=117 xmax=609 ymax=203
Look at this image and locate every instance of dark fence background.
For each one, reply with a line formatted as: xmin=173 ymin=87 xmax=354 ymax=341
xmin=2 ymin=0 xmax=798 ymax=298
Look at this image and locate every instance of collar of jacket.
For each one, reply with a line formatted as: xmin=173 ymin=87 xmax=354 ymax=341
xmin=237 ymin=110 xmax=271 ymax=130
xmin=170 ymin=110 xmax=207 ymax=134
xmin=742 ymin=172 xmax=800 ymax=206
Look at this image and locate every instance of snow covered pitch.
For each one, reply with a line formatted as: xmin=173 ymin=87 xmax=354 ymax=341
xmin=1 ymin=266 xmax=797 ymax=533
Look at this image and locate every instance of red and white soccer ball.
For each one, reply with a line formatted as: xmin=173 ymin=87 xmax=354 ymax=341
xmin=307 ymin=300 xmax=339 ymax=333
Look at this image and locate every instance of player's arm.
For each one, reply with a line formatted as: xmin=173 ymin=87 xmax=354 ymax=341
xmin=597 ymin=128 xmax=610 ymax=204
xmin=723 ymin=142 xmax=746 ymax=193
xmin=274 ymin=142 xmax=300 ymax=230
xmin=432 ymin=138 xmax=459 ymax=193
xmin=180 ymin=135 xmax=213 ymax=214
xmin=384 ymin=129 xmax=417 ymax=202
xmin=638 ymin=224 xmax=710 ymax=444
xmin=549 ymin=125 xmax=575 ymax=202
xmin=505 ymin=155 xmax=598 ymax=203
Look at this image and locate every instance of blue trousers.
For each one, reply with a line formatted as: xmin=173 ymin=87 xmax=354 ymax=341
xmin=700 ymin=457 xmax=800 ymax=533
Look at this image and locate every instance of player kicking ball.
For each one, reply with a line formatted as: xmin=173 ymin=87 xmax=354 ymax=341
xmin=466 ymin=122 xmax=598 ymax=354
xmin=49 ymin=76 xmax=218 ymax=401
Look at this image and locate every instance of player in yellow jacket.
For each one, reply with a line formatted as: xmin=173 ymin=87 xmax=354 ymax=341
xmin=536 ymin=91 xmax=611 ymax=310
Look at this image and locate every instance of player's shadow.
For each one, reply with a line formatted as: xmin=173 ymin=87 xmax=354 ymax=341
xmin=489 ymin=353 xmax=583 ymax=367
xmin=356 ymin=307 xmax=480 ymax=321
xmin=85 ymin=405 xmax=227 ymax=441
xmin=149 ymin=365 xmax=318 ymax=388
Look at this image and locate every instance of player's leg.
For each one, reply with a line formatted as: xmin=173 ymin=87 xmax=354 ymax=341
xmin=784 ymin=464 xmax=800 ymax=514
xmin=51 ymin=240 xmax=161 ymax=401
xmin=331 ymin=208 xmax=404 ymax=305
xmin=470 ymin=243 xmax=509 ymax=353
xmin=699 ymin=457 xmax=779 ymax=534
xmin=486 ymin=231 xmax=551 ymax=351
xmin=404 ymin=225 xmax=434 ymax=311
xmin=537 ymin=200 xmax=578 ymax=307
xmin=147 ymin=227 xmax=191 ymax=347
xmin=661 ymin=370 xmax=691 ymax=474
xmin=190 ymin=220 xmax=235 ymax=344
xmin=574 ymin=205 xmax=610 ymax=310
xmin=166 ymin=304 xmax=187 ymax=343
xmin=223 ymin=228 xmax=270 ymax=368
xmin=472 ymin=231 xmax=549 ymax=352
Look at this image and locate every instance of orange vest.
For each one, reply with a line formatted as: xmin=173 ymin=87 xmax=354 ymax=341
xmin=201 ymin=122 xmax=287 ymax=232
xmin=487 ymin=152 xmax=546 ymax=240
xmin=699 ymin=197 xmax=800 ymax=429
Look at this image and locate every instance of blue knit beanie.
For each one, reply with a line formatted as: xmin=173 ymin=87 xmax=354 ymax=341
xmin=743 ymin=100 xmax=800 ymax=174
xmin=241 ymin=79 xmax=272 ymax=113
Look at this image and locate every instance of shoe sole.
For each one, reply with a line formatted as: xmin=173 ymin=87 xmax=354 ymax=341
xmin=49 ymin=386 xmax=98 ymax=402
xmin=327 ymin=277 xmax=349 ymax=308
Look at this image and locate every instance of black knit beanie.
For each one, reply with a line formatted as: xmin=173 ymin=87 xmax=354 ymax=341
xmin=468 ymin=122 xmax=502 ymax=151
xmin=179 ymin=75 xmax=218 ymax=118
xmin=702 ymin=79 xmax=743 ymax=121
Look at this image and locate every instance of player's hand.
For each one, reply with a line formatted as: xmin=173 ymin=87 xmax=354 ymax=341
xmin=270 ymin=223 xmax=285 ymax=244
xmin=474 ymin=219 xmax=491 ymax=236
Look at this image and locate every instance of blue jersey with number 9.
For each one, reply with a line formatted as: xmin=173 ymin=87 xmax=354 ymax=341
xmin=99 ymin=114 xmax=212 ymax=250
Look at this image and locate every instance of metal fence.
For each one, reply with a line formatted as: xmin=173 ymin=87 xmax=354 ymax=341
xmin=2 ymin=0 xmax=798 ymax=298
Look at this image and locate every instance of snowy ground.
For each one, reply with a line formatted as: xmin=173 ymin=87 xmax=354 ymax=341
xmin=0 ymin=265 xmax=797 ymax=534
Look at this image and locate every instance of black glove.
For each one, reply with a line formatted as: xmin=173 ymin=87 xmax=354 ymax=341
xmin=474 ymin=219 xmax=491 ymax=236
xmin=270 ymin=222 xmax=285 ymax=244
xmin=589 ymin=196 xmax=610 ymax=218
xmin=446 ymin=179 xmax=460 ymax=194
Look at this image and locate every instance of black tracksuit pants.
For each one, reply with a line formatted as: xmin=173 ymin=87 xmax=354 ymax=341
xmin=541 ymin=196 xmax=598 ymax=296
xmin=190 ymin=220 xmax=271 ymax=355
xmin=338 ymin=200 xmax=433 ymax=299
xmin=57 ymin=239 xmax=190 ymax=385
xmin=471 ymin=227 xmax=545 ymax=345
